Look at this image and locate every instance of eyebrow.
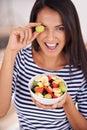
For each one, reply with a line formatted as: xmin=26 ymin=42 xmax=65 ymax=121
xmin=55 ymin=24 xmax=64 ymax=28
xmin=41 ymin=23 xmax=64 ymax=27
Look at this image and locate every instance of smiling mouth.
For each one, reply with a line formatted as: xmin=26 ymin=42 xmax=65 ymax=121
xmin=45 ymin=43 xmax=58 ymax=50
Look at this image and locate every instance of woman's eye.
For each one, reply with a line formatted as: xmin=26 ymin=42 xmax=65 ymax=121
xmin=56 ymin=26 xmax=65 ymax=31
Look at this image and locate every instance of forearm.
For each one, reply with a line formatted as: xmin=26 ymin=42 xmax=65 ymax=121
xmin=0 ymin=23 xmax=43 ymax=117
xmin=0 ymin=49 xmax=16 ymax=117
xmin=63 ymin=94 xmax=87 ymax=130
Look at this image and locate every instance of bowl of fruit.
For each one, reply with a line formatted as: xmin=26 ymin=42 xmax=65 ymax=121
xmin=29 ymin=74 xmax=67 ymax=105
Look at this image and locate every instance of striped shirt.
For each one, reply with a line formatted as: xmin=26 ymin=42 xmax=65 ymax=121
xmin=12 ymin=45 xmax=87 ymax=130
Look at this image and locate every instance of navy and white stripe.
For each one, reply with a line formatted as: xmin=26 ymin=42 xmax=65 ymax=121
xmin=12 ymin=45 xmax=87 ymax=130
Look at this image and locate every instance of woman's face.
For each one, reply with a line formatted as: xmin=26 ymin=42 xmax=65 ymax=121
xmin=36 ymin=7 xmax=66 ymax=57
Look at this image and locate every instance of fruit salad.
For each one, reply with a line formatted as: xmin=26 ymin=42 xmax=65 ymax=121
xmin=31 ymin=74 xmax=67 ymax=99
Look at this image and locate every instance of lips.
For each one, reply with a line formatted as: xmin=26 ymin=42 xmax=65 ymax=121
xmin=45 ymin=43 xmax=58 ymax=50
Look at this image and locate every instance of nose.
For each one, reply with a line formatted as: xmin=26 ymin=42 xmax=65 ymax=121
xmin=46 ymin=30 xmax=54 ymax=42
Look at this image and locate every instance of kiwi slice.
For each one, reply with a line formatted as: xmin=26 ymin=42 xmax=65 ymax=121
xmin=44 ymin=94 xmax=52 ymax=99
xmin=59 ymin=82 xmax=66 ymax=93
xmin=35 ymin=25 xmax=44 ymax=32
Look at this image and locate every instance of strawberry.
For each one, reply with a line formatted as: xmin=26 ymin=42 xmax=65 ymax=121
xmin=34 ymin=87 xmax=44 ymax=93
xmin=44 ymin=86 xmax=53 ymax=94
xmin=47 ymin=75 xmax=52 ymax=81
xmin=52 ymin=82 xmax=59 ymax=88
xmin=48 ymin=75 xmax=54 ymax=84
xmin=52 ymin=94 xmax=58 ymax=98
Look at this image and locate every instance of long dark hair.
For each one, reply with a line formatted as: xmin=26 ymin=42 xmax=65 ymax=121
xmin=30 ymin=0 xmax=87 ymax=80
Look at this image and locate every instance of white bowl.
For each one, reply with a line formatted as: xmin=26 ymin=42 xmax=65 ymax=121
xmin=29 ymin=74 xmax=67 ymax=105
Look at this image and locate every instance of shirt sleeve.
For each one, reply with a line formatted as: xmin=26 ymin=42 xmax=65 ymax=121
xmin=12 ymin=51 xmax=23 ymax=94
xmin=76 ymin=78 xmax=87 ymax=119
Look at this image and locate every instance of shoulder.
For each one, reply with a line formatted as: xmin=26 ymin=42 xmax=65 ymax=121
xmin=14 ymin=44 xmax=33 ymax=69
xmin=16 ymin=44 xmax=32 ymax=59
xmin=64 ymin=65 xmax=85 ymax=82
xmin=20 ymin=44 xmax=32 ymax=55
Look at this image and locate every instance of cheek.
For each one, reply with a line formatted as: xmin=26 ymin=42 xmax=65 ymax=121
xmin=59 ymin=33 xmax=66 ymax=43
xmin=63 ymin=37 xmax=66 ymax=45
xmin=36 ymin=33 xmax=45 ymax=43
xmin=62 ymin=36 xmax=66 ymax=43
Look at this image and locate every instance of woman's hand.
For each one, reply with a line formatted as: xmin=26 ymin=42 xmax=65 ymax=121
xmin=6 ymin=22 xmax=41 ymax=54
xmin=31 ymin=93 xmax=68 ymax=109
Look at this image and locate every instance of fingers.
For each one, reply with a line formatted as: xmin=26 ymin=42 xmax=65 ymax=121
xmin=26 ymin=22 xmax=41 ymax=28
xmin=28 ymin=32 xmax=40 ymax=44
xmin=25 ymin=23 xmax=41 ymax=44
xmin=31 ymin=93 xmax=68 ymax=109
xmin=22 ymin=27 xmax=30 ymax=44
xmin=31 ymin=95 xmax=53 ymax=109
xmin=7 ymin=22 xmax=42 ymax=52
xmin=31 ymin=97 xmax=54 ymax=109
xmin=12 ymin=22 xmax=41 ymax=45
xmin=11 ymin=27 xmax=28 ymax=44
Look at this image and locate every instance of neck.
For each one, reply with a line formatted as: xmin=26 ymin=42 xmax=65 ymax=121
xmin=33 ymin=49 xmax=67 ymax=71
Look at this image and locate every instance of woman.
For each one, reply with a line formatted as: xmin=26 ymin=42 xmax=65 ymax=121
xmin=0 ymin=0 xmax=87 ymax=129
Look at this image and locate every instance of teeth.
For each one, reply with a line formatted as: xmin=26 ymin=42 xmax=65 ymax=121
xmin=46 ymin=43 xmax=57 ymax=47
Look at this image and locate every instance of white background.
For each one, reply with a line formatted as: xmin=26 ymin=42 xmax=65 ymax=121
xmin=0 ymin=0 xmax=87 ymax=42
